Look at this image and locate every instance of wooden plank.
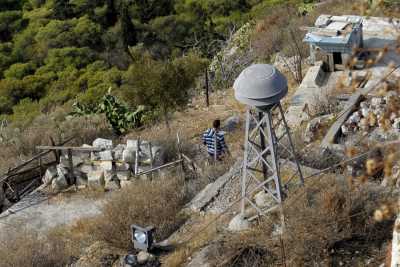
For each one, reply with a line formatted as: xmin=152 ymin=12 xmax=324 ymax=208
xmin=134 ymin=138 xmax=140 ymax=175
xmin=1 ymin=161 xmax=57 ymax=183
xmin=67 ymin=149 xmax=74 ymax=185
xmin=321 ymin=92 xmax=364 ymax=149
xmin=135 ymin=159 xmax=183 ymax=176
xmin=148 ymin=142 xmax=154 ymax=180
xmin=36 ymin=146 xmax=103 ymax=152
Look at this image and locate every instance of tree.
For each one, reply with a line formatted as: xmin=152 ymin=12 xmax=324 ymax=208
xmin=52 ymin=0 xmax=73 ymax=19
xmin=122 ymin=53 xmax=206 ymax=128
xmin=119 ymin=2 xmax=137 ymax=57
xmin=133 ymin=0 xmax=174 ymax=24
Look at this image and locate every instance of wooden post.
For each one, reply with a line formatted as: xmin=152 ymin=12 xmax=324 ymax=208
xmin=205 ymin=68 xmax=210 ymax=107
xmin=38 ymin=156 xmax=43 ymax=181
xmin=135 ymin=138 xmax=140 ymax=175
xmin=148 ymin=142 xmax=154 ymax=180
xmin=176 ymin=132 xmax=185 ymax=180
xmin=67 ymin=149 xmax=74 ymax=185
xmin=50 ymin=136 xmax=60 ymax=163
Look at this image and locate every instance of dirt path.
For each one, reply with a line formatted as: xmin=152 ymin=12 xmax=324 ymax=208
xmin=0 ymin=191 xmax=106 ymax=239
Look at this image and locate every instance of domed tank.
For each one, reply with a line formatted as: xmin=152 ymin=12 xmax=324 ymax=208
xmin=233 ymin=64 xmax=288 ymax=109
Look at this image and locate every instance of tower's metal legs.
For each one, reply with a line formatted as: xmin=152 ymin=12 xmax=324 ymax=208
xmin=240 ymin=103 xmax=303 ymax=219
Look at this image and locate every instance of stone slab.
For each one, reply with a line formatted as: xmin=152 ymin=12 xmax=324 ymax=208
xmin=188 ymin=159 xmax=242 ymax=212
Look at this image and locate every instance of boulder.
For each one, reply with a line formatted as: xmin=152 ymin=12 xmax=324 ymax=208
xmin=42 ymin=166 xmax=57 ymax=185
xmin=93 ymin=138 xmax=113 ymax=149
xmin=137 ymin=251 xmax=154 ymax=264
xmin=361 ymin=107 xmax=370 ymax=118
xmin=120 ymin=254 xmax=137 ymax=267
xmin=254 ymin=190 xmax=274 ymax=208
xmin=348 ymin=111 xmax=361 ymax=124
xmin=87 ymin=170 xmax=105 ymax=188
xmin=223 ymin=116 xmax=240 ymax=132
xmin=228 ymin=214 xmax=250 ymax=232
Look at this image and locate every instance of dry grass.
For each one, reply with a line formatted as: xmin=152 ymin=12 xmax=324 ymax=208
xmin=209 ymin=175 xmax=394 ymax=266
xmin=161 ymin=214 xmax=222 ymax=267
xmin=0 ymin=229 xmax=73 ymax=267
xmin=0 ymin=110 xmax=114 ymax=173
xmin=89 ymin=175 xmax=187 ymax=249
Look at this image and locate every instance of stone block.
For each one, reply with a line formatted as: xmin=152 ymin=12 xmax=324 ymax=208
xmin=87 ymin=170 xmax=105 ymax=188
xmin=57 ymin=165 xmax=69 ymax=178
xmin=254 ymin=190 xmax=274 ymax=208
xmin=122 ymin=147 xmax=136 ymax=163
xmin=100 ymin=161 xmax=113 ymax=171
xmin=79 ymin=164 xmax=98 ymax=174
xmin=104 ymin=170 xmax=117 ymax=181
xmin=51 ymin=175 xmax=69 ymax=191
xmin=42 ymin=166 xmax=57 ymax=185
xmin=115 ymin=162 xmax=130 ymax=171
xmin=113 ymin=144 xmax=126 ymax=161
xmin=228 ymin=214 xmax=250 ymax=232
xmin=76 ymin=174 xmax=88 ymax=187
xmin=93 ymin=138 xmax=113 ymax=149
xmin=59 ymin=155 xmax=84 ymax=168
xmin=99 ymin=150 xmax=113 ymax=161
xmin=126 ymin=139 xmax=140 ymax=149
xmin=91 ymin=152 xmax=100 ymax=161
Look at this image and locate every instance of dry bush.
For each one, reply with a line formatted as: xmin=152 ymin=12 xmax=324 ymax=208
xmin=90 ymin=176 xmax=187 ymax=249
xmin=0 ymin=110 xmax=114 ymax=173
xmin=0 ymin=229 xmax=72 ymax=267
xmin=210 ymin=175 xmax=394 ymax=266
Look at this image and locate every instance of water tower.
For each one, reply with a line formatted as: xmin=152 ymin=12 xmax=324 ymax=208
xmin=233 ymin=64 xmax=304 ymax=220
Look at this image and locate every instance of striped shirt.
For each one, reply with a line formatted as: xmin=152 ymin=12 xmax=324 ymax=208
xmin=202 ymin=128 xmax=227 ymax=156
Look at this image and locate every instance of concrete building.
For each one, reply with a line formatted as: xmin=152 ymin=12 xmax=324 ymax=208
xmin=304 ymin=15 xmax=364 ymax=72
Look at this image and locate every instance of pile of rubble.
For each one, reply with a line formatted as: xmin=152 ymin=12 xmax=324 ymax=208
xmin=43 ymin=138 xmax=164 ymax=192
xmin=341 ymin=92 xmax=400 ymax=136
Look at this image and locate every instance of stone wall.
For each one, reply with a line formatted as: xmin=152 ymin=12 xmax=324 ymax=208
xmin=44 ymin=138 xmax=165 ymax=192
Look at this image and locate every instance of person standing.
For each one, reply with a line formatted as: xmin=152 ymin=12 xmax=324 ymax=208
xmin=202 ymin=119 xmax=230 ymax=161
